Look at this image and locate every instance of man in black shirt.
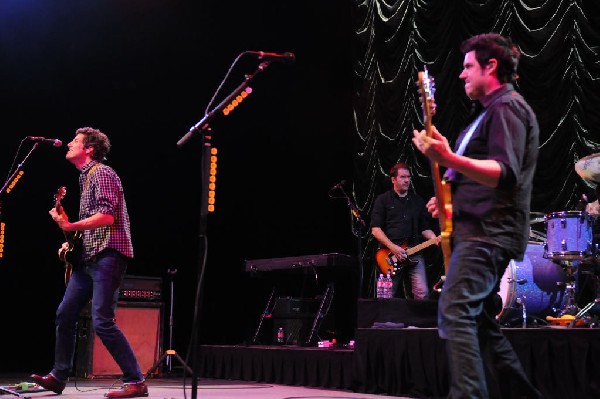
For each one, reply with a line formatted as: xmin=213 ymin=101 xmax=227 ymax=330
xmin=371 ymin=162 xmax=438 ymax=299
xmin=413 ymin=33 xmax=542 ymax=398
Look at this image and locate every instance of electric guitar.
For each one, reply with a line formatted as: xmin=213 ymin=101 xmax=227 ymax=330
xmin=53 ymin=186 xmax=82 ymax=285
xmin=417 ymin=67 xmax=452 ymax=275
xmin=375 ymin=236 xmax=440 ymax=275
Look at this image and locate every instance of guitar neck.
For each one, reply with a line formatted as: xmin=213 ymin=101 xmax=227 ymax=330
xmin=418 ymin=69 xmax=452 ymax=274
xmin=406 ymin=236 xmax=439 ymax=256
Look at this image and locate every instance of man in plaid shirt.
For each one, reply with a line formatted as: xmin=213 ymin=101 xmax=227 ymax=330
xmin=32 ymin=127 xmax=148 ymax=398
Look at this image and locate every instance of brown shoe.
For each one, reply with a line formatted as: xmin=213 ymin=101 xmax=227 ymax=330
xmin=105 ymin=381 xmax=148 ymax=398
xmin=30 ymin=373 xmax=66 ymax=394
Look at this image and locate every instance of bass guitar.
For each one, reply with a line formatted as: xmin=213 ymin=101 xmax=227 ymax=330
xmin=375 ymin=236 xmax=440 ymax=275
xmin=53 ymin=186 xmax=82 ymax=285
xmin=417 ymin=67 xmax=452 ymax=276
xmin=417 ymin=68 xmax=452 ymax=278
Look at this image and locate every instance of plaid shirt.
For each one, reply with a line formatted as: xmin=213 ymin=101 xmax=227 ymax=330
xmin=78 ymin=160 xmax=134 ymax=260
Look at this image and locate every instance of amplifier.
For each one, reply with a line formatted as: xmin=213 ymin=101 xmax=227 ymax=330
xmin=76 ymin=301 xmax=163 ymax=378
xmin=119 ymin=275 xmax=162 ymax=302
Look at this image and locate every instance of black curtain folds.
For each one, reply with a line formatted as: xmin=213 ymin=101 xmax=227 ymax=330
xmin=351 ymin=0 xmax=600 ymax=293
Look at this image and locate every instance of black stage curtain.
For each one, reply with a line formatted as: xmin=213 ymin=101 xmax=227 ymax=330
xmin=198 ymin=344 xmax=354 ymax=390
xmin=350 ymin=0 xmax=600 ymax=296
xmin=352 ymin=327 xmax=600 ymax=399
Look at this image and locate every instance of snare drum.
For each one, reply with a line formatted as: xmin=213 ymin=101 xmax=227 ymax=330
xmin=544 ymin=211 xmax=593 ymax=260
xmin=497 ymin=243 xmax=567 ymax=324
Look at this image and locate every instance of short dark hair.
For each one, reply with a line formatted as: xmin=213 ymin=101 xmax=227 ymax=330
xmin=75 ymin=127 xmax=111 ymax=161
xmin=460 ymin=33 xmax=520 ymax=84
xmin=389 ymin=162 xmax=410 ymax=178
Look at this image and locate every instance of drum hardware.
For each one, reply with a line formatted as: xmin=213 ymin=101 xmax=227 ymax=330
xmin=506 ymin=277 xmax=527 ymax=285
xmin=515 ymin=297 xmax=527 ymax=328
xmin=530 ymin=211 xmax=545 ymax=219
xmin=556 ymin=261 xmax=580 ymax=317
xmin=497 ymin=243 xmax=568 ymax=326
xmin=568 ymin=270 xmax=600 ymax=328
xmin=569 ymin=298 xmax=599 ymax=328
xmin=528 ymin=229 xmax=546 ymax=242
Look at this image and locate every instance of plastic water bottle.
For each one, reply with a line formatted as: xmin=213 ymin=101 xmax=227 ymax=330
xmin=277 ymin=327 xmax=284 ymax=344
xmin=377 ymin=274 xmax=384 ymax=298
xmin=384 ymin=272 xmax=393 ymax=298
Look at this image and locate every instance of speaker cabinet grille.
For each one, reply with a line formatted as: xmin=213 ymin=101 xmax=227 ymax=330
xmin=76 ymin=301 xmax=163 ymax=378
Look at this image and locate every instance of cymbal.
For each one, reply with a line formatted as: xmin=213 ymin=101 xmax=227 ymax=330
xmin=575 ymin=153 xmax=600 ymax=182
xmin=530 ymin=212 xmax=545 ymax=224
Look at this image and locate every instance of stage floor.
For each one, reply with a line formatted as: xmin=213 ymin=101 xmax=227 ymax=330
xmin=3 ymin=324 xmax=598 ymax=399
xmin=0 ymin=375 xmax=405 ymax=399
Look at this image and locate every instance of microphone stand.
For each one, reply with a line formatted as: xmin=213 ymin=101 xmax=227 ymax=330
xmin=0 ymin=142 xmax=40 ymax=396
xmin=0 ymin=142 xmax=40 ymax=263
xmin=0 ymin=142 xmax=40 ymax=196
xmin=330 ymin=184 xmax=367 ymax=298
xmin=175 ymin=61 xmax=274 ymax=399
xmin=177 ymin=61 xmax=272 ymax=148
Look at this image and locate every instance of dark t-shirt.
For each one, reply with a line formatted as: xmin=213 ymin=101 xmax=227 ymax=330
xmin=448 ymin=84 xmax=539 ymax=260
xmin=371 ymin=190 xmax=433 ymax=247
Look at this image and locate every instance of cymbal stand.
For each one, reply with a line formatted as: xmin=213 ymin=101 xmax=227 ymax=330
xmin=569 ymin=270 xmax=600 ymax=328
xmin=146 ymin=269 xmax=193 ymax=377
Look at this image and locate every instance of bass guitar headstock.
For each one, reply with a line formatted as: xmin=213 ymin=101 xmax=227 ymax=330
xmin=417 ymin=66 xmax=436 ymax=131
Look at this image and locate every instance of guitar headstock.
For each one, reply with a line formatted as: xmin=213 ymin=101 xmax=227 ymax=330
xmin=417 ymin=67 xmax=436 ymax=131
xmin=54 ymin=186 xmax=67 ymax=212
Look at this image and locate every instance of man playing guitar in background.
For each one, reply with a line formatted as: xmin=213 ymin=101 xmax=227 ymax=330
xmin=371 ymin=162 xmax=439 ymax=300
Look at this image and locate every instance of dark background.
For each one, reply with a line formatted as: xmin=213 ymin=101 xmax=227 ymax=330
xmin=0 ymin=1 xmax=356 ymax=373
xmin=2 ymin=0 xmax=600 ymax=376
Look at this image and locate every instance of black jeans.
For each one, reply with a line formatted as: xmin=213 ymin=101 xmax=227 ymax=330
xmin=439 ymin=240 xmax=541 ymax=398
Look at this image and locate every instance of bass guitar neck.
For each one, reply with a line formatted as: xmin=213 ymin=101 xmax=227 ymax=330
xmin=417 ymin=68 xmax=453 ymax=274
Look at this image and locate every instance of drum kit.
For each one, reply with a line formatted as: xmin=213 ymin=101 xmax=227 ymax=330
xmin=497 ymin=154 xmax=600 ymax=328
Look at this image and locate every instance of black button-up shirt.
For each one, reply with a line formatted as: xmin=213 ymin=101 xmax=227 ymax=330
xmin=450 ymin=84 xmax=539 ymax=260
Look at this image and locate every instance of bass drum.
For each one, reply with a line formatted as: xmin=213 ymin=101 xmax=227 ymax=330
xmin=497 ymin=242 xmax=568 ymax=325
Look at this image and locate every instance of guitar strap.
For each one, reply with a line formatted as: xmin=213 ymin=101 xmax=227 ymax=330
xmin=445 ymin=111 xmax=486 ymax=181
xmin=84 ymin=163 xmax=101 ymax=190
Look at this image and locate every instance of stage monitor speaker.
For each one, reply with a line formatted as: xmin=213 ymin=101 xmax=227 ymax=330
xmin=76 ymin=301 xmax=163 ymax=379
xmin=270 ymin=297 xmax=335 ymax=345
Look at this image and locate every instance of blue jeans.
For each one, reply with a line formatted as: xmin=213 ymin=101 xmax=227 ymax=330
xmin=51 ymin=249 xmax=143 ymax=383
xmin=392 ymin=254 xmax=429 ymax=300
xmin=439 ymin=240 xmax=541 ymax=399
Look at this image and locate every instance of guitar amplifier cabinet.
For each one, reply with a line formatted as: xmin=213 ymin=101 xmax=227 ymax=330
xmin=75 ymin=301 xmax=163 ymax=378
xmin=118 ymin=275 xmax=162 ymax=302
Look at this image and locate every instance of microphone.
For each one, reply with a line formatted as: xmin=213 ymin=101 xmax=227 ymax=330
xmin=328 ymin=180 xmax=346 ymax=193
xmin=27 ymin=136 xmax=62 ymax=147
xmin=247 ymin=51 xmax=296 ymax=64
